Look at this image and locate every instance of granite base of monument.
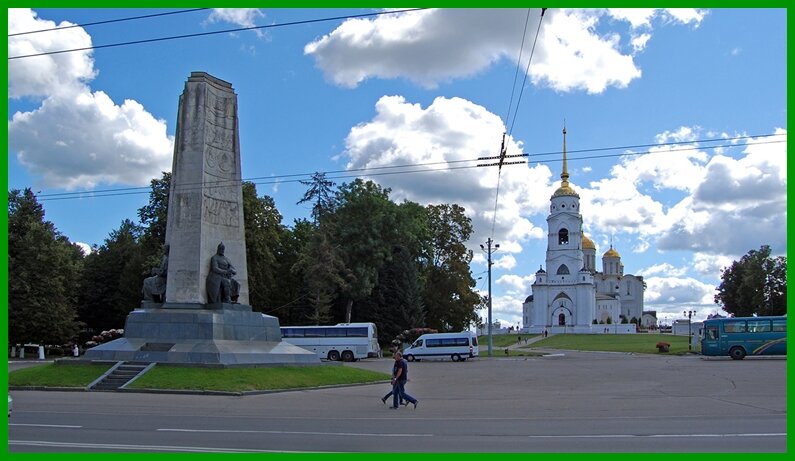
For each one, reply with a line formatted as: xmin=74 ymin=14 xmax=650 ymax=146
xmin=83 ymin=304 xmax=319 ymax=366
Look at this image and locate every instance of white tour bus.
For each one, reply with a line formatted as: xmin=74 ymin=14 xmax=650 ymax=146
xmin=402 ymin=331 xmax=479 ymax=362
xmin=280 ymin=322 xmax=380 ymax=362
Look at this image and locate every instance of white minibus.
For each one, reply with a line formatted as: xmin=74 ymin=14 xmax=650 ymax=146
xmin=402 ymin=331 xmax=479 ymax=362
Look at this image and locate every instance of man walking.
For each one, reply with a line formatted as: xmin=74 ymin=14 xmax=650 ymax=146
xmin=390 ymin=352 xmax=418 ymax=410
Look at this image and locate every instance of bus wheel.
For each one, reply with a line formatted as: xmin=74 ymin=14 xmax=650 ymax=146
xmin=405 ymin=354 xmax=415 ymax=362
xmin=451 ymin=354 xmax=461 ymax=362
xmin=729 ymin=347 xmax=746 ymax=360
xmin=328 ymin=350 xmax=341 ymax=361
xmin=341 ymin=350 xmax=355 ymax=362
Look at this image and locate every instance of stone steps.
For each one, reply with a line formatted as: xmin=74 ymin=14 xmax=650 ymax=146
xmin=91 ymin=362 xmax=151 ymax=391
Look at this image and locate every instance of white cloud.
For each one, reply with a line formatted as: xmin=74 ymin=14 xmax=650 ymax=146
xmin=496 ymin=274 xmax=535 ymax=295
xmin=577 ymin=127 xmax=786 ymax=257
xmin=692 ymin=252 xmax=734 ymax=278
xmin=206 ymin=8 xmax=266 ymax=38
xmin=305 ymin=8 xmax=704 ymax=93
xmin=607 ymin=9 xmax=657 ymax=29
xmin=644 ymin=276 xmax=715 ymax=305
xmin=662 ymin=8 xmax=708 ymax=26
xmin=656 ymin=130 xmax=787 ymax=255
xmin=8 ymin=9 xmax=173 ymax=190
xmin=7 ymin=8 xmax=97 ymax=99
xmin=342 ymin=95 xmax=548 ymax=254
xmin=637 ymin=263 xmax=687 ymax=278
xmin=493 ymin=254 xmax=517 ymax=270
xmin=74 ymin=242 xmax=93 ymax=256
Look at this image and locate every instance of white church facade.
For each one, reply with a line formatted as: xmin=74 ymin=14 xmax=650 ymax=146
xmin=522 ymin=128 xmax=645 ymax=334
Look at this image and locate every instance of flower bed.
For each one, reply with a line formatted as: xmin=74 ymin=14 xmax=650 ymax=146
xmin=655 ymin=342 xmax=670 ymax=353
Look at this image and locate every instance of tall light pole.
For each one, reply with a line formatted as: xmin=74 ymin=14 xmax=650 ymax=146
xmin=480 ymin=238 xmax=499 ymax=357
xmin=683 ymin=309 xmax=696 ymax=352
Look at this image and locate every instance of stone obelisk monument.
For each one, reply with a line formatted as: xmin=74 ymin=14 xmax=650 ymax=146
xmin=165 ymin=72 xmax=248 ymax=306
xmin=83 ymin=72 xmax=317 ymax=366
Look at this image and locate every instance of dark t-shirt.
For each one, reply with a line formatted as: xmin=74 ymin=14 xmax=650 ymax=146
xmin=395 ymin=358 xmax=409 ymax=382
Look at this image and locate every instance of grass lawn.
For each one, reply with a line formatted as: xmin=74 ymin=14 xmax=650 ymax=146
xmin=476 ymin=334 xmax=537 ymax=348
xmin=9 ymin=363 xmax=111 ymax=387
xmin=524 ymin=333 xmax=691 ymax=355
xmin=9 ymin=363 xmax=390 ymax=392
xmin=127 ymin=365 xmax=389 ymax=392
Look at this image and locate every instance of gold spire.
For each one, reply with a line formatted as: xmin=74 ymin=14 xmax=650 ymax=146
xmin=552 ymin=125 xmax=579 ymax=198
xmin=561 ymin=126 xmax=569 ymax=185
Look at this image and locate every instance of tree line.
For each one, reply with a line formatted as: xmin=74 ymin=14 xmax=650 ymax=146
xmin=7 ymin=174 xmax=786 ymax=349
xmin=8 ymin=173 xmax=483 ymax=348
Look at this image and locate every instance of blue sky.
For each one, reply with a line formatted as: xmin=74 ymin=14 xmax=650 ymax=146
xmin=7 ymin=8 xmax=787 ymax=327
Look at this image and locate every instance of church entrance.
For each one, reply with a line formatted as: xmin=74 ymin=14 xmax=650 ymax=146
xmin=558 ymin=313 xmax=566 ymax=326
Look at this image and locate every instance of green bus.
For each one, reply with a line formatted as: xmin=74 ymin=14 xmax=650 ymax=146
xmin=700 ymin=315 xmax=786 ymax=360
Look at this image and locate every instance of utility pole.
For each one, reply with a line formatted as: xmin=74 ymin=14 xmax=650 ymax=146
xmin=480 ymin=238 xmax=499 ymax=357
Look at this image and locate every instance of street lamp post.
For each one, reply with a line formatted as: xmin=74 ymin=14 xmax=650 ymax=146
xmin=480 ymin=238 xmax=499 ymax=357
xmin=683 ymin=309 xmax=696 ymax=352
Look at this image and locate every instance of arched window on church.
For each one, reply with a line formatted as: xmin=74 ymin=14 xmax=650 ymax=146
xmin=558 ymin=228 xmax=569 ymax=245
xmin=557 ymin=264 xmax=570 ymax=275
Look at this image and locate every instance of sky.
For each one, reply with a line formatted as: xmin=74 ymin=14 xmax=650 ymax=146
xmin=6 ymin=8 xmax=788 ymax=328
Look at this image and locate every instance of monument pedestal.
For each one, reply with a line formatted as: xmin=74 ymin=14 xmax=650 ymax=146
xmin=83 ymin=304 xmax=318 ymax=366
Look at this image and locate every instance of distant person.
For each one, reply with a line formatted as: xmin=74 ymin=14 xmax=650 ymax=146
xmin=381 ymin=356 xmax=407 ymax=406
xmin=389 ymin=352 xmax=418 ymax=410
xmin=72 ymin=344 xmax=79 ymax=357
xmin=543 ymin=329 xmax=548 ymax=338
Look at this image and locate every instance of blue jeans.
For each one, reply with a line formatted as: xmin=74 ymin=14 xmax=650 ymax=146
xmin=392 ymin=380 xmax=416 ymax=408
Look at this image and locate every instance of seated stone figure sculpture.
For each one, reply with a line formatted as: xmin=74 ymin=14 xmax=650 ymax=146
xmin=206 ymin=242 xmax=240 ymax=304
xmin=142 ymin=244 xmax=169 ymax=302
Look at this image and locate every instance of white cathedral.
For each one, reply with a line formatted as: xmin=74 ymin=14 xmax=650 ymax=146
xmin=522 ymin=128 xmax=646 ymax=334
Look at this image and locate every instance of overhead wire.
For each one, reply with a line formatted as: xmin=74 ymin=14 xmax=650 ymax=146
xmin=488 ymin=8 xmax=547 ymax=239
xmin=8 ymin=8 xmax=211 ymax=37
xmin=33 ymin=133 xmax=786 ymax=202
xmin=8 ymin=8 xmax=429 ymax=60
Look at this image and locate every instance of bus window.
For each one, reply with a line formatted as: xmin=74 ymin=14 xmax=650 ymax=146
xmin=747 ymin=319 xmax=771 ymax=333
xmin=724 ymin=320 xmax=747 ymax=333
xmin=772 ymin=319 xmax=786 ymax=332
xmin=412 ymin=339 xmax=423 ymax=348
xmin=705 ymin=325 xmax=718 ymax=340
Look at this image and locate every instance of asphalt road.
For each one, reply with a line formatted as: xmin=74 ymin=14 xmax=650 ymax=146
xmin=8 ymin=351 xmax=787 ymax=452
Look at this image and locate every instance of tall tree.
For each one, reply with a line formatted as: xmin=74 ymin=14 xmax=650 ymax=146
xmin=77 ymin=220 xmax=145 ymax=333
xmin=715 ymin=245 xmax=787 ymax=317
xmin=269 ymin=219 xmax=315 ymax=325
xmin=242 ymin=182 xmax=283 ymax=311
xmin=292 ymin=223 xmax=351 ymax=325
xmin=298 ymin=172 xmax=337 ymax=224
xmin=8 ymin=189 xmax=84 ymax=345
xmin=137 ymin=171 xmax=171 ymax=257
xmin=422 ymin=204 xmax=480 ymax=331
xmin=367 ymin=245 xmax=426 ymax=345
xmin=332 ymin=180 xmax=401 ymax=323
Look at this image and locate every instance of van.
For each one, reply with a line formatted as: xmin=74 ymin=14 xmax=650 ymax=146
xmin=402 ymin=332 xmax=479 ymax=362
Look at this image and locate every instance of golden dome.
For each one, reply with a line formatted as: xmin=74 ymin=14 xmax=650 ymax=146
xmin=603 ymin=246 xmax=620 ymax=258
xmin=582 ymin=235 xmax=596 ymax=250
xmin=552 ymin=184 xmax=579 ymax=198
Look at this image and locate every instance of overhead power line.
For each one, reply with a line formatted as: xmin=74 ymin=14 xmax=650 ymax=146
xmin=490 ymin=7 xmax=547 ymax=237
xmin=8 ymin=8 xmax=211 ymax=37
xmin=33 ymin=133 xmax=785 ymax=202
xmin=8 ymin=8 xmax=429 ymax=60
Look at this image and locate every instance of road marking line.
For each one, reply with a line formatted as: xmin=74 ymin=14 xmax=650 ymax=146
xmin=158 ymin=428 xmax=432 ymax=437
xmin=525 ymin=433 xmax=786 ymax=439
xmin=8 ymin=440 xmax=326 ymax=453
xmin=9 ymin=423 xmax=82 ymax=428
